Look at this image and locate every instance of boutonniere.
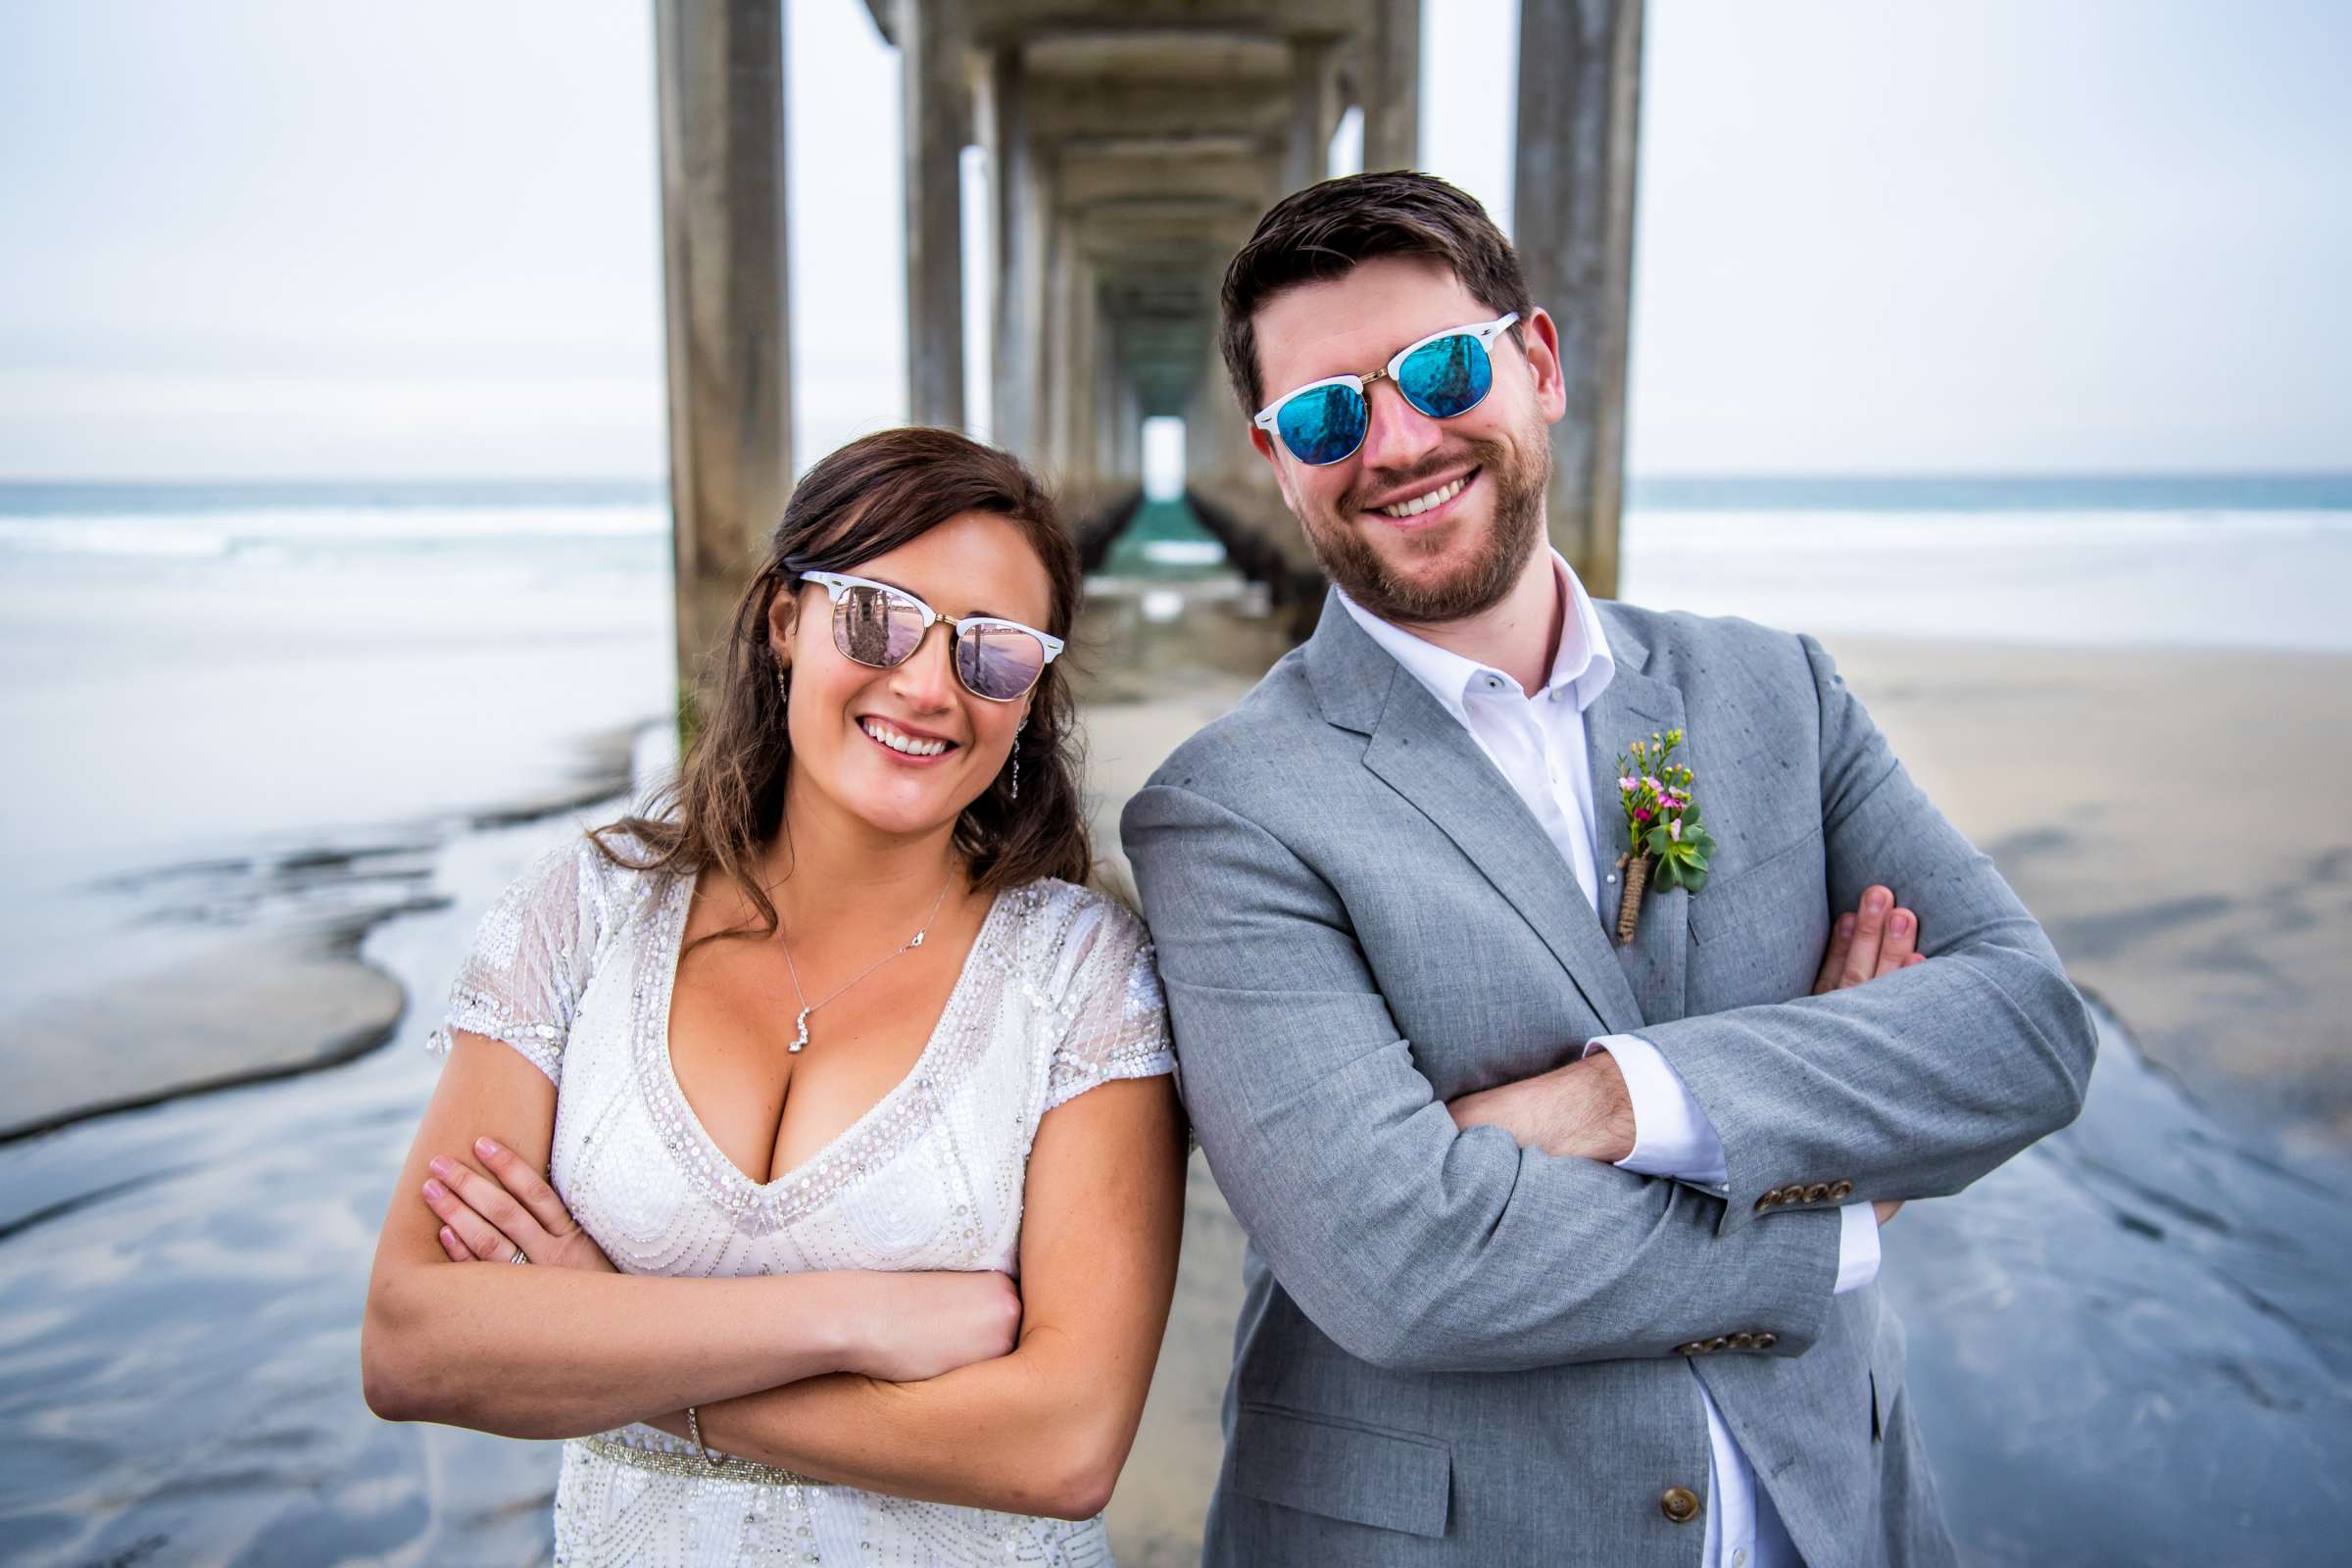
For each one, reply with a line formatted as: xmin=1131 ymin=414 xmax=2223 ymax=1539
xmin=1613 ymin=729 xmax=1714 ymax=944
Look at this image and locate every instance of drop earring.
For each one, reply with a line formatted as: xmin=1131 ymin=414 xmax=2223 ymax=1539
xmin=1009 ymin=718 xmax=1026 ymax=801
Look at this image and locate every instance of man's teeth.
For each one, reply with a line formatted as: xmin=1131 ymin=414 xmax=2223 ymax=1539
xmin=861 ymin=718 xmax=950 ymax=757
xmin=1379 ymin=475 xmax=1469 ymax=518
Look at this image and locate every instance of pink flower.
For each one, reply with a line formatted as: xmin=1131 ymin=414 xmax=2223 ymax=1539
xmin=1668 ymin=818 xmax=1684 ymax=842
xmin=1634 ymin=807 xmax=1653 ymax=823
xmin=1619 ymin=775 xmax=1640 ymax=793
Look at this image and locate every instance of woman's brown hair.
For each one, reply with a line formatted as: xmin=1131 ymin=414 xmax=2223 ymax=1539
xmin=592 ymin=426 xmax=1091 ymax=943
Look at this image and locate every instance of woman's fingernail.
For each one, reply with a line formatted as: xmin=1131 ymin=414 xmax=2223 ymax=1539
xmin=1892 ymin=911 xmax=1913 ymax=935
xmin=427 ymin=1155 xmax=453 ymax=1179
xmin=1867 ymin=888 xmax=1891 ymax=912
xmin=423 ymin=1179 xmax=447 ymax=1200
xmin=1838 ymin=913 xmax=1855 ymax=934
xmin=476 ymin=1138 xmax=500 ymax=1158
xmin=441 ymin=1227 xmax=457 ymax=1247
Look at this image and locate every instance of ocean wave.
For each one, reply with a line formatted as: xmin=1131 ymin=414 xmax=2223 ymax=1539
xmin=0 ymin=503 xmax=668 ymax=561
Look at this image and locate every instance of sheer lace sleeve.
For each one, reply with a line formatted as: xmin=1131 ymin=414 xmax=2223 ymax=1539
xmin=1043 ymin=893 xmax=1176 ymax=1113
xmin=425 ymin=837 xmax=612 ymax=1084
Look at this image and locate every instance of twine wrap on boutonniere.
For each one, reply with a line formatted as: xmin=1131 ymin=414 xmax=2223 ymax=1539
xmin=1612 ymin=729 xmax=1715 ymax=944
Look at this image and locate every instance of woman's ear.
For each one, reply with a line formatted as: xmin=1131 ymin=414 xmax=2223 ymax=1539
xmin=766 ymin=580 xmax=800 ymax=666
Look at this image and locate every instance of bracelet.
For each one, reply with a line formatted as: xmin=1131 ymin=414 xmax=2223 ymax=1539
xmin=685 ymin=1405 xmax=724 ymax=1467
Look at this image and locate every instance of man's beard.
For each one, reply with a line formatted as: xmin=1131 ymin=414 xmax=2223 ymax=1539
xmin=1299 ymin=430 xmax=1549 ymax=626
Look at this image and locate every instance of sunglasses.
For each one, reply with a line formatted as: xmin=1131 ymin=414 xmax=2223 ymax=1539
xmin=793 ymin=568 xmax=1064 ymax=703
xmin=1252 ymin=313 xmax=1521 ymax=466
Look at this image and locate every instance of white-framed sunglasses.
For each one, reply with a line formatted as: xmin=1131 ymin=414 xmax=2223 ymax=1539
xmin=1252 ymin=312 xmax=1521 ymax=466
xmin=793 ymin=567 xmax=1065 ymax=703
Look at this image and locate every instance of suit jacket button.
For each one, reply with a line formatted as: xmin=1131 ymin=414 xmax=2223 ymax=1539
xmin=1754 ymin=1189 xmax=1782 ymax=1212
xmin=1729 ymin=1332 xmax=1756 ymax=1350
xmin=1702 ymin=1336 xmax=1730 ymax=1353
xmin=1661 ymin=1487 xmax=1702 ymax=1524
xmin=1753 ymin=1332 xmax=1778 ymax=1349
xmin=1829 ymin=1179 xmax=1854 ymax=1200
xmin=1803 ymin=1182 xmax=1832 ymax=1203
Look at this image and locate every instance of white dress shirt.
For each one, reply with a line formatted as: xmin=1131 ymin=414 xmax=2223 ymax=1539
xmin=1337 ymin=555 xmax=1877 ymax=1568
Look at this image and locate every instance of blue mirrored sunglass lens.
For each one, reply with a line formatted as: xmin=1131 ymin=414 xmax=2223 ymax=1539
xmin=1397 ymin=333 xmax=1494 ymax=419
xmin=1275 ymin=384 xmax=1369 ymax=466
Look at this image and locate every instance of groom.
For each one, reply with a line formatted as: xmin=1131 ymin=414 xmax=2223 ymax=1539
xmin=1121 ymin=172 xmax=2095 ymax=1567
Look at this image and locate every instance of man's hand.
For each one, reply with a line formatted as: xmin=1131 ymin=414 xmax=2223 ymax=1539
xmin=1446 ymin=1051 xmax=1636 ymax=1163
xmin=1817 ymin=885 xmax=1921 ymax=1225
xmin=1446 ymin=884 xmax=1923 ymax=1227
xmin=1813 ymin=884 xmax=1923 ymax=995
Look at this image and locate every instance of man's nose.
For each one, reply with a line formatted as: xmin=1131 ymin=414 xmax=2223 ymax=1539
xmin=889 ymin=623 xmax=960 ymax=709
xmin=1356 ymin=378 xmax=1444 ymax=476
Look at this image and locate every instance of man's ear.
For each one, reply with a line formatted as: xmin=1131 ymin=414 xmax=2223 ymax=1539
xmin=1520 ymin=307 xmax=1570 ymax=425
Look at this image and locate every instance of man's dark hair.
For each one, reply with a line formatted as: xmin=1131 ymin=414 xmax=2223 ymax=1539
xmin=1218 ymin=172 xmax=1533 ymax=416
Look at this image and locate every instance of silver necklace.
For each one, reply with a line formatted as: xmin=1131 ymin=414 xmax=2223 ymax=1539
xmin=777 ymin=875 xmax=955 ymax=1054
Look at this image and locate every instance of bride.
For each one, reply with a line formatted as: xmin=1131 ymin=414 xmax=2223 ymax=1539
xmin=362 ymin=427 xmax=1187 ymax=1565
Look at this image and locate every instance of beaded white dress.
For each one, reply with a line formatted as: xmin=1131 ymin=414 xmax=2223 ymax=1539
xmin=428 ymin=837 xmax=1176 ymax=1567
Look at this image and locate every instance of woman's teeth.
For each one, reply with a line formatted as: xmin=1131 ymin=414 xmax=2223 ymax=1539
xmin=860 ymin=718 xmax=951 ymax=758
xmin=1379 ymin=473 xmax=1469 ymax=518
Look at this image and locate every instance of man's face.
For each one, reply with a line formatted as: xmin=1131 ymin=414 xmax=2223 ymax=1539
xmin=1247 ymin=255 xmax=1567 ymax=625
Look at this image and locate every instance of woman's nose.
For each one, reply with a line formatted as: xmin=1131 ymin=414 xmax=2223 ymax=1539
xmin=889 ymin=622 xmax=960 ymax=708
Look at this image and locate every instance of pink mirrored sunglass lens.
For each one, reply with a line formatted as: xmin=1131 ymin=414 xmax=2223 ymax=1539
xmin=835 ymin=587 xmax=925 ymax=666
xmin=956 ymin=625 xmax=1046 ymax=701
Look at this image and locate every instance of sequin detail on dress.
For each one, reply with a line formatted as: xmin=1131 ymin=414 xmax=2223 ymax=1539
xmin=427 ymin=843 xmax=1173 ymax=1565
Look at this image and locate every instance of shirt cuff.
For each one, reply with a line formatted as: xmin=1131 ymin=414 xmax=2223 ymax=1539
xmin=1834 ymin=1201 xmax=1882 ymax=1295
xmin=1583 ymin=1034 xmax=1730 ymax=1188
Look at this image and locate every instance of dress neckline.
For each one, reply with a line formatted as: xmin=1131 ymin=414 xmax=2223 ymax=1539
xmin=640 ymin=872 xmax=1011 ymax=1208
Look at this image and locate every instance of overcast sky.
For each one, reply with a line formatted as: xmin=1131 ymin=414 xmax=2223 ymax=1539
xmin=0 ymin=0 xmax=2344 ymax=480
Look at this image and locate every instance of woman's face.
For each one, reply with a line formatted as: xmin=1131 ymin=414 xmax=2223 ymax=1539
xmin=770 ymin=510 xmax=1057 ymax=843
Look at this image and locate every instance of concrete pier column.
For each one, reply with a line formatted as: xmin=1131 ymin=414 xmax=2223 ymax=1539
xmin=1041 ymin=210 xmax=1077 ymax=475
xmin=1283 ymin=37 xmax=1341 ymax=193
xmin=1062 ymin=254 xmax=1101 ymax=498
xmin=654 ymin=0 xmax=793 ymax=711
xmin=897 ymin=0 xmax=969 ymax=429
xmin=1513 ymin=0 xmax=1642 ymax=598
xmin=985 ymin=50 xmax=1045 ymax=454
xmin=1363 ymin=0 xmax=1422 ymax=171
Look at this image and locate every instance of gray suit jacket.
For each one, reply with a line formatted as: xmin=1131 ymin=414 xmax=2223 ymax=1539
xmin=1120 ymin=595 xmax=2095 ymax=1567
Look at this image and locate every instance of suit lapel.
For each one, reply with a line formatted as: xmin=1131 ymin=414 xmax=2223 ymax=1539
xmin=1309 ymin=598 xmax=1645 ymax=1037
xmin=1585 ymin=608 xmax=1690 ymax=1026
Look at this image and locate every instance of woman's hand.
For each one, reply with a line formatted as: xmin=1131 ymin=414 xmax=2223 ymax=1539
xmin=423 ymin=1137 xmax=1020 ymax=1382
xmin=840 ymin=1271 xmax=1023 ymax=1384
xmin=421 ymin=1136 xmax=615 ymax=1272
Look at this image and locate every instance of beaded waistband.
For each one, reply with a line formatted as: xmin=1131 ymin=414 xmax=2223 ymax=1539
xmin=577 ymin=1432 xmax=833 ymax=1489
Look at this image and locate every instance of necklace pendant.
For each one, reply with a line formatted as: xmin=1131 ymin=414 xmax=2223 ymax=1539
xmin=788 ymin=1007 xmax=810 ymax=1054
xmin=909 ymin=930 xmax=924 ymax=948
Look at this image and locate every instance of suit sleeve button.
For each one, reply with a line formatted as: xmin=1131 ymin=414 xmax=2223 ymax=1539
xmin=1753 ymin=1332 xmax=1778 ymax=1349
xmin=1755 ymin=1189 xmax=1783 ymax=1212
xmin=1803 ymin=1182 xmax=1832 ymax=1203
xmin=1829 ymin=1179 xmax=1854 ymax=1200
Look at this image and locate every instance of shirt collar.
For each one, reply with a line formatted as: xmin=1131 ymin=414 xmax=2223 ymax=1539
xmin=1338 ymin=549 xmax=1617 ymax=723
